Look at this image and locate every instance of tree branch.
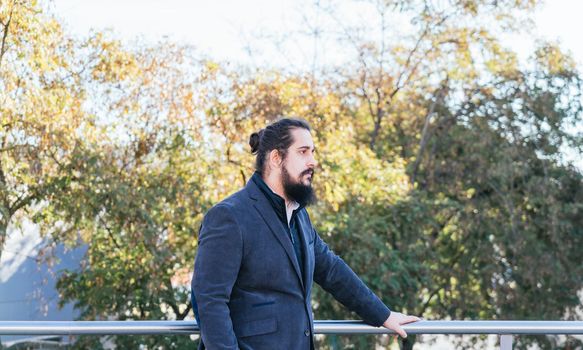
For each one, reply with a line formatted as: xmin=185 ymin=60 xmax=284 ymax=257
xmin=410 ymin=79 xmax=449 ymax=185
xmin=0 ymin=1 xmax=15 ymax=70
xmin=9 ymin=189 xmax=39 ymax=216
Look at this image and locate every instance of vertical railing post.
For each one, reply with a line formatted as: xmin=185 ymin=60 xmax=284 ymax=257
xmin=500 ymin=335 xmax=513 ymax=350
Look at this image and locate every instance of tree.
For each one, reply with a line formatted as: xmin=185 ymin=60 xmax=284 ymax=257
xmin=2 ymin=1 xmax=204 ymax=348
xmin=0 ymin=0 xmax=92 ymax=259
xmin=5 ymin=1 xmax=581 ymax=349
xmin=33 ymin=33 xmax=206 ymax=350
xmin=407 ymin=45 xmax=583 ymax=349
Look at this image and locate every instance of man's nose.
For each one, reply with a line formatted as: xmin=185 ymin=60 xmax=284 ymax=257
xmin=307 ymin=154 xmax=317 ymax=168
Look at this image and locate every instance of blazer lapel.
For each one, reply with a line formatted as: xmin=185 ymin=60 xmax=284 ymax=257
xmin=247 ymin=181 xmax=305 ymax=290
xmin=297 ymin=211 xmax=313 ymax=294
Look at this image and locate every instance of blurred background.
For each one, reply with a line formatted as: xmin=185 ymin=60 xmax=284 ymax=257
xmin=1 ymin=0 xmax=582 ymax=349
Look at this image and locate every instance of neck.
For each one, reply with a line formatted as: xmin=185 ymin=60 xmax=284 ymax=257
xmin=263 ymin=172 xmax=292 ymax=206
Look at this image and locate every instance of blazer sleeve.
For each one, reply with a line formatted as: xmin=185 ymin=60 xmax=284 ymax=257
xmin=192 ymin=203 xmax=243 ymax=349
xmin=312 ymin=229 xmax=391 ymax=327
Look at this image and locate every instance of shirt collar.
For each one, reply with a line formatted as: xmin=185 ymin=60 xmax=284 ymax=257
xmin=285 ymin=200 xmax=300 ymax=226
xmin=251 ymin=171 xmax=302 ymax=226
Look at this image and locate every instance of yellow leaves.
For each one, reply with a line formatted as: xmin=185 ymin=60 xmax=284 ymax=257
xmin=29 ymin=18 xmax=68 ymax=72
xmin=0 ymin=4 xmax=89 ymax=184
xmin=460 ymin=0 xmax=478 ymax=16
xmin=204 ymin=60 xmax=220 ymax=74
xmin=534 ymin=43 xmax=576 ymax=75
xmin=91 ymin=44 xmax=140 ymax=82
xmin=317 ymin=125 xmax=410 ymax=212
xmin=84 ymin=32 xmax=141 ymax=82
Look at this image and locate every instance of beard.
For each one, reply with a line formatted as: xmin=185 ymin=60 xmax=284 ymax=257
xmin=282 ymin=165 xmax=317 ymax=207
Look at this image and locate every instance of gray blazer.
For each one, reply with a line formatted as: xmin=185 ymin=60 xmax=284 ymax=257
xmin=191 ymin=178 xmax=390 ymax=349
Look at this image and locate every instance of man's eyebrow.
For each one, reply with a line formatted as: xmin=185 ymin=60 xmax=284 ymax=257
xmin=297 ymin=145 xmax=316 ymax=152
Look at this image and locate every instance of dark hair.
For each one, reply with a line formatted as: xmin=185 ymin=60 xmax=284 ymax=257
xmin=249 ymin=117 xmax=311 ymax=174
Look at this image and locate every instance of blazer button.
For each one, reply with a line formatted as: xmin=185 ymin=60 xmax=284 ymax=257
xmin=304 ymin=329 xmax=310 ymax=336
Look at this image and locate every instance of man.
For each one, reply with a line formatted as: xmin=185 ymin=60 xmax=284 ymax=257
xmin=191 ymin=118 xmax=419 ymax=349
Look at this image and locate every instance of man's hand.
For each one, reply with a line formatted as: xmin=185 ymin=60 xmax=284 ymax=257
xmin=382 ymin=312 xmax=421 ymax=338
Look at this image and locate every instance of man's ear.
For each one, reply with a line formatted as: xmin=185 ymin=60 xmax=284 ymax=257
xmin=268 ymin=149 xmax=283 ymax=169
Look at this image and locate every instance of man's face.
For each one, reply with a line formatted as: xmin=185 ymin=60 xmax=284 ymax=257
xmin=280 ymin=128 xmax=317 ymax=205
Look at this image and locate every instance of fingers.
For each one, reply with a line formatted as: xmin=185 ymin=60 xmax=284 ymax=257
xmin=384 ymin=312 xmax=421 ymax=338
xmin=393 ymin=324 xmax=408 ymax=338
xmin=401 ymin=315 xmax=421 ymax=324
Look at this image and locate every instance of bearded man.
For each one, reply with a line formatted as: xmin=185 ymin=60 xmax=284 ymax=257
xmin=191 ymin=118 xmax=419 ymax=349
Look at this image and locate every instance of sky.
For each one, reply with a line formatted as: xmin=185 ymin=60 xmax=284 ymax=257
xmin=47 ymin=0 xmax=582 ymax=168
xmin=48 ymin=0 xmax=583 ymax=66
xmin=49 ymin=0 xmax=309 ymax=66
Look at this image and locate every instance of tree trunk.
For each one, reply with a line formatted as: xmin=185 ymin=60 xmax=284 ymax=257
xmin=0 ymin=220 xmax=7 ymax=262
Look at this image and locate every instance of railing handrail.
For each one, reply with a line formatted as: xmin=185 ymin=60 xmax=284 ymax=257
xmin=1 ymin=320 xmax=583 ymax=336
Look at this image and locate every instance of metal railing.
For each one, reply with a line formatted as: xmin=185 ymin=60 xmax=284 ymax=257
xmin=1 ymin=320 xmax=582 ymax=349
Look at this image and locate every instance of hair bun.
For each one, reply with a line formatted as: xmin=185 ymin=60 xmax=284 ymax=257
xmin=249 ymin=129 xmax=264 ymax=154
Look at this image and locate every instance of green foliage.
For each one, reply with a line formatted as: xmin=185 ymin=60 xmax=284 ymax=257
xmin=35 ymin=139 xmax=209 ymax=348
xmin=2 ymin=0 xmax=582 ymax=349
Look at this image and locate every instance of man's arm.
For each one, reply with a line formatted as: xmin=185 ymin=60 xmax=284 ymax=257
xmin=312 ymin=230 xmax=420 ymax=337
xmin=192 ymin=204 xmax=242 ymax=349
xmin=312 ymin=230 xmax=390 ymax=326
